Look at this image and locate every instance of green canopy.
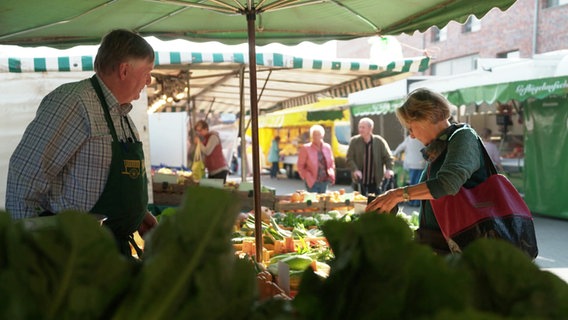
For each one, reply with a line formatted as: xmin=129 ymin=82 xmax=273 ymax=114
xmin=350 ymin=97 xmax=405 ymax=117
xmin=306 ymin=109 xmax=345 ymax=122
xmin=446 ymin=75 xmax=568 ymax=106
xmin=0 ymin=0 xmax=517 ymax=48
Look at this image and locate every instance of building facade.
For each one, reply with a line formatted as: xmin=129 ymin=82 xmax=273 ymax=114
xmin=399 ymin=0 xmax=568 ymax=75
xmin=337 ymin=0 xmax=568 ymax=76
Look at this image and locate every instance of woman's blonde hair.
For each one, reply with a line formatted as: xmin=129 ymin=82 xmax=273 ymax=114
xmin=396 ymin=88 xmax=451 ymax=127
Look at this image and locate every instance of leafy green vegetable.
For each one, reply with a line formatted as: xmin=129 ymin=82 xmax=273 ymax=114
xmin=112 ymin=186 xmax=258 ymax=320
xmin=314 ymin=213 xmax=333 ymax=225
xmin=1 ymin=190 xmax=568 ymax=319
xmin=293 ymin=213 xmax=471 ymax=320
xmin=0 ymin=211 xmax=132 ymax=320
xmin=155 ymin=206 xmax=177 ymax=222
xmin=453 ymin=238 xmax=568 ymax=319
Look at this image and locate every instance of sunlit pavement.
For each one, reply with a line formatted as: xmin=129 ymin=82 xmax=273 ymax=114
xmin=230 ymin=173 xmax=568 ymax=282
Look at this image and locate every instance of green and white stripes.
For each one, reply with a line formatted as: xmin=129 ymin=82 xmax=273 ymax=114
xmin=1 ymin=51 xmax=429 ymax=74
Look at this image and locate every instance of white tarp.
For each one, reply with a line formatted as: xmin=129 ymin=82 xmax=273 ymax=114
xmin=0 ymin=71 xmax=152 ymax=210
xmin=149 ymin=112 xmax=189 ymax=169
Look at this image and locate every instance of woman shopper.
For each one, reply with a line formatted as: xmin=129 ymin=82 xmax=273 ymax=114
xmin=297 ymin=125 xmax=335 ymax=193
xmin=366 ymin=88 xmax=491 ymax=254
xmin=194 ymin=120 xmax=230 ymax=183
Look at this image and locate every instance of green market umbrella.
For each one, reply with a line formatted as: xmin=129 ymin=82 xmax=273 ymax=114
xmin=0 ymin=0 xmax=518 ymax=259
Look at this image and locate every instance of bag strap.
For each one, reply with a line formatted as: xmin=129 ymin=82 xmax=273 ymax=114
xmin=427 ymin=135 xmax=497 ymax=178
xmin=476 ymin=138 xmax=498 ymax=176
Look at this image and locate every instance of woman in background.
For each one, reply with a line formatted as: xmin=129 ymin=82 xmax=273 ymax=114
xmin=194 ymin=120 xmax=229 ymax=183
xmin=296 ymin=125 xmax=335 ymax=193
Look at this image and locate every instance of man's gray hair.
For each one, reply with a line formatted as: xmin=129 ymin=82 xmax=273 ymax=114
xmin=359 ymin=117 xmax=374 ymax=128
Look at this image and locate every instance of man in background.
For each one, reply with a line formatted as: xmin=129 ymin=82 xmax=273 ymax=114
xmin=346 ymin=117 xmax=394 ymax=196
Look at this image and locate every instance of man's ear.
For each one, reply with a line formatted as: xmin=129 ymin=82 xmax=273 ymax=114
xmin=118 ymin=62 xmax=129 ymax=80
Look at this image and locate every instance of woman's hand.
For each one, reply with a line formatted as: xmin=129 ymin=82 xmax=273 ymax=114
xmin=365 ymin=188 xmax=402 ymax=213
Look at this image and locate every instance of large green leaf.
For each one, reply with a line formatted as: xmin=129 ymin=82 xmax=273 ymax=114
xmin=0 ymin=211 xmax=132 ymax=320
xmin=112 ymin=186 xmax=258 ymax=320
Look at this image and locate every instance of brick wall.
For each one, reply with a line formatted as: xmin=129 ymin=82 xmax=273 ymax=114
xmin=334 ymin=1 xmax=568 ymax=73
xmin=397 ymin=0 xmax=568 ymax=73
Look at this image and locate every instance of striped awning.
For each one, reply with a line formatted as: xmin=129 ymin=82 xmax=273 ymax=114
xmin=0 ymin=51 xmax=430 ymax=114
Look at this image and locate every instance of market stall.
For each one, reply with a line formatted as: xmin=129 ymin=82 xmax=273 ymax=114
xmin=4 ymin=1 xmax=565 ymax=318
xmin=0 ymin=47 xmax=430 ymax=211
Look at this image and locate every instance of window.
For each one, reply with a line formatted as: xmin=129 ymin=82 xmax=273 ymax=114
xmin=432 ymin=26 xmax=448 ymax=42
xmin=545 ymin=0 xmax=568 ymax=7
xmin=431 ymin=55 xmax=479 ymax=76
xmin=497 ymin=50 xmax=520 ymax=58
xmin=463 ymin=15 xmax=481 ymax=33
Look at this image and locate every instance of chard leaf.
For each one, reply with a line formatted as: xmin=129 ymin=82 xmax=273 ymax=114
xmin=294 ymin=213 xmax=470 ymax=320
xmin=113 ymin=186 xmax=257 ymax=320
xmin=0 ymin=211 xmax=132 ymax=320
xmin=456 ymin=238 xmax=568 ymax=319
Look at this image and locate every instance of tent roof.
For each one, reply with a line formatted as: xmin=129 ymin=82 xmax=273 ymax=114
xmin=1 ymin=49 xmax=430 ymax=114
xmin=0 ymin=0 xmax=517 ymax=48
xmin=406 ymin=52 xmax=568 ymax=115
xmin=446 ymin=75 xmax=568 ymax=107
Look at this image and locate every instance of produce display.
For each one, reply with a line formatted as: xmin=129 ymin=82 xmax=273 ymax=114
xmin=152 ymin=166 xmax=194 ymax=185
xmin=275 ymin=190 xmax=367 ymax=214
xmin=1 ymin=186 xmax=567 ymax=319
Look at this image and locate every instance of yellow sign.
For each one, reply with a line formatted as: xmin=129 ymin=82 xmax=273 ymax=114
xmin=122 ymin=159 xmax=144 ymax=179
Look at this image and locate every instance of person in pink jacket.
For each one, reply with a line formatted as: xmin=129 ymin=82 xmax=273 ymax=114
xmin=297 ymin=124 xmax=336 ymax=193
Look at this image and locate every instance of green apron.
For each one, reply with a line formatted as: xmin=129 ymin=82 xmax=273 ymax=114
xmin=89 ymin=76 xmax=148 ymax=257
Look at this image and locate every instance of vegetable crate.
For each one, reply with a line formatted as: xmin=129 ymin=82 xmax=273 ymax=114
xmin=274 ymin=195 xmax=326 ymax=215
xmin=325 ymin=198 xmax=367 ymax=213
xmin=234 ymin=190 xmax=278 ymax=212
xmin=152 ymin=181 xmax=197 ymax=206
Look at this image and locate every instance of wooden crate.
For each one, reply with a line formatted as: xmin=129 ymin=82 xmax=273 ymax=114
xmin=325 ymin=198 xmax=367 ymax=213
xmin=233 ymin=190 xmax=278 ymax=212
xmin=154 ymin=178 xmax=198 ymax=191
xmin=152 ymin=191 xmax=184 ymax=206
xmin=274 ymin=195 xmax=325 ymax=215
xmin=151 ymin=181 xmax=197 ymax=206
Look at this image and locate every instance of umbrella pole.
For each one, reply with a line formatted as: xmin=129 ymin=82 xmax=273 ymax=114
xmin=246 ymin=10 xmax=264 ymax=262
xmin=239 ymin=66 xmax=247 ymax=182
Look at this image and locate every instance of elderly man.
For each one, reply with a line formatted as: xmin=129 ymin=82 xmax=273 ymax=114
xmin=6 ymin=29 xmax=158 ymax=256
xmin=346 ymin=117 xmax=394 ymax=196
